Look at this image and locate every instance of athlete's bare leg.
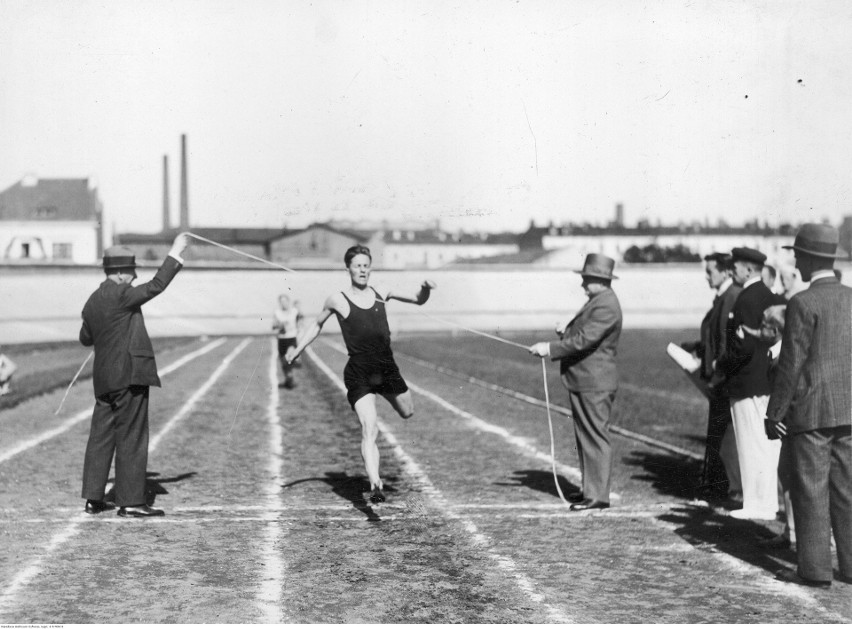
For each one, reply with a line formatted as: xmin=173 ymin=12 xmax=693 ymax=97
xmin=353 ymin=394 xmax=383 ymax=498
xmin=384 ymin=390 xmax=414 ymax=418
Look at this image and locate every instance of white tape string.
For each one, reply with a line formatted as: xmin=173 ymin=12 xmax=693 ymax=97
xmin=55 ymin=351 xmax=93 ymax=415
xmin=542 ymin=357 xmax=570 ymax=507
xmin=182 ymin=231 xmax=297 ymax=272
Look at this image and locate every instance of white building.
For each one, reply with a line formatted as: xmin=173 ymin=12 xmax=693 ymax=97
xmin=0 ymin=176 xmax=103 ymax=264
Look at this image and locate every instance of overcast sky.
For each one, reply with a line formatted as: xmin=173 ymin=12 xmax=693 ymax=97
xmin=2 ymin=0 xmax=851 ymax=234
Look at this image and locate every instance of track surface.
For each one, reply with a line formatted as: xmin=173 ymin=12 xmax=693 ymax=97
xmin=1 ymin=335 xmax=850 ymax=623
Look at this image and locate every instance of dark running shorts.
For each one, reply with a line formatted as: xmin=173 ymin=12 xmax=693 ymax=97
xmin=343 ymin=353 xmax=409 ymax=409
xmin=277 ymin=337 xmax=297 ymax=356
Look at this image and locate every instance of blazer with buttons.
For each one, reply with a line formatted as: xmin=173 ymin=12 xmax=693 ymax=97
xmin=549 ymin=287 xmax=622 ymax=392
xmin=716 ymin=279 xmax=780 ymax=399
xmin=766 ymin=276 xmax=852 ymax=434
xmin=80 ymin=256 xmax=182 ymax=397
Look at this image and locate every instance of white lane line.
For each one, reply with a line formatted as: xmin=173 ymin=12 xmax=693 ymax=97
xmin=257 ymin=338 xmax=286 ymax=624
xmin=149 ymin=338 xmax=250 ymax=452
xmin=0 ymin=337 xmax=228 ymax=465
xmin=321 ymin=339 xmax=617 ymax=500
xmin=394 ymin=349 xmax=702 ymax=461
xmin=305 ymin=346 xmax=572 ymax=624
xmin=0 ymin=337 xmax=251 ymax=622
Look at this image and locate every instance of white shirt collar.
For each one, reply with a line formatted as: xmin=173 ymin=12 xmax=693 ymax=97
xmin=810 ymin=269 xmax=835 ymax=282
xmin=743 ymin=275 xmax=762 ymax=289
xmin=769 ymin=340 xmax=782 ymax=360
xmin=716 ymin=277 xmax=733 ymax=296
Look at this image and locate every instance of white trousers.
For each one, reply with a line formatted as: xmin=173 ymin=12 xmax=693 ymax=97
xmin=730 ymin=395 xmax=781 ymax=514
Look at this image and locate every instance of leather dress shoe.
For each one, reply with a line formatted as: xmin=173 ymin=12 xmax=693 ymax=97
xmin=117 ymin=504 xmax=165 ymax=518
xmin=567 ymin=491 xmax=585 ymax=503
xmin=757 ymin=534 xmax=791 ymax=550
xmin=775 ymin=568 xmax=830 ymax=588
xmin=84 ymin=500 xmax=113 ymax=515
xmin=569 ymin=499 xmax=610 ymax=512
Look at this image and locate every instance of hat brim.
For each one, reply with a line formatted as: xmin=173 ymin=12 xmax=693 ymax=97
xmin=782 ymin=244 xmax=843 ymax=259
xmin=574 ymin=270 xmax=618 ymax=280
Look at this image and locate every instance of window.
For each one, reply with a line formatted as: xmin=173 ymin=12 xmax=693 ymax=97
xmin=52 ymin=243 xmax=73 ymax=259
xmin=21 ymin=243 xmax=30 ymax=258
xmin=35 ymin=206 xmax=57 ymax=219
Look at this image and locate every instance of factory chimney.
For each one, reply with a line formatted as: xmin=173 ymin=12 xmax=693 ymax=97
xmin=162 ymin=155 xmax=170 ymax=232
xmin=179 ymin=134 xmax=189 ymax=230
xmin=615 ymin=203 xmax=624 ymax=228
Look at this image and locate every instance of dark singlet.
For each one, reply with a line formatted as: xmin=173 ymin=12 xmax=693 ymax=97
xmin=335 ymin=288 xmax=392 ymax=357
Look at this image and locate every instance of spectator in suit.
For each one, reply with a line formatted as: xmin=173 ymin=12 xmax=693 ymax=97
xmin=715 ymin=247 xmax=782 ymax=520
xmin=682 ymin=253 xmax=742 ymax=500
xmin=529 ymin=253 xmax=622 ymax=511
xmin=765 ymin=223 xmax=852 ymax=587
xmin=79 ymin=235 xmax=189 ymax=517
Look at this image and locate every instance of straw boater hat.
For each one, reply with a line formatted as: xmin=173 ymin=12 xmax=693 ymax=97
xmin=782 ymin=223 xmax=842 ymax=259
xmin=574 ymin=253 xmax=618 ymax=280
xmin=102 ymin=246 xmax=137 ymax=270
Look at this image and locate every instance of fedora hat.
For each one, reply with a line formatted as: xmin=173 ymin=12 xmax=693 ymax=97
xmin=731 ymin=247 xmax=767 ymax=265
xmin=102 ymin=245 xmax=137 ymax=270
xmin=575 ymin=253 xmax=618 ymax=280
xmin=782 ymin=223 xmax=841 ymax=258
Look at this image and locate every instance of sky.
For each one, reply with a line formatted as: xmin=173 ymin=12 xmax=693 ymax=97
xmin=2 ymin=0 xmax=852 ymax=235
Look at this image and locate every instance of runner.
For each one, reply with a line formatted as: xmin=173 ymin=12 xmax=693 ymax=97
xmin=272 ymin=294 xmax=302 ymax=389
xmin=286 ymin=244 xmax=435 ymax=503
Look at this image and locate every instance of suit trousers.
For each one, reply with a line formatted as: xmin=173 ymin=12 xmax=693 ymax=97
xmin=730 ymin=395 xmax=780 ymax=514
xmin=81 ymin=385 xmax=150 ymax=507
xmin=789 ymin=426 xmax=852 ymax=581
xmin=703 ymin=393 xmax=741 ymax=496
xmin=569 ymin=390 xmax=616 ymax=503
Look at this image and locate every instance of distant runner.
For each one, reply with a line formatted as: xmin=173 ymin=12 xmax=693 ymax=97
xmin=286 ymin=244 xmax=435 ymax=503
xmin=273 ymin=294 xmax=302 ymax=389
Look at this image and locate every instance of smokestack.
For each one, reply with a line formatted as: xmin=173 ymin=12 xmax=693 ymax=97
xmin=179 ymin=134 xmax=189 ymax=230
xmin=162 ymin=155 xmax=170 ymax=232
xmin=615 ymin=203 xmax=624 ymax=228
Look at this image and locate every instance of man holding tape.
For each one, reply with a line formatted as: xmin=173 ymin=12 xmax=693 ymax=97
xmin=529 ymin=253 xmax=623 ymax=511
xmin=79 ymin=234 xmax=189 ymax=517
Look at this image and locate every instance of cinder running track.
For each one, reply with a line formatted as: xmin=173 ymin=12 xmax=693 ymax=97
xmin=0 ymin=336 xmax=849 ymax=623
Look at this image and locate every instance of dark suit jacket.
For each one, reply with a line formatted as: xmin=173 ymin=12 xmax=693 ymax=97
xmin=80 ymin=256 xmax=182 ymax=397
xmin=696 ymin=281 xmax=742 ymax=380
xmin=716 ymin=278 xmax=780 ymax=399
xmin=766 ymin=276 xmax=852 ymax=434
xmin=549 ymin=287 xmax=622 ymax=392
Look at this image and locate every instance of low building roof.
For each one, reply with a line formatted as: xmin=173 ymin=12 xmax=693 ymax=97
xmin=0 ymin=177 xmax=100 ymax=221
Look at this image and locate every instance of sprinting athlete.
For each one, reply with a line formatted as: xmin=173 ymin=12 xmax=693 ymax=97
xmin=285 ymin=244 xmax=435 ymax=503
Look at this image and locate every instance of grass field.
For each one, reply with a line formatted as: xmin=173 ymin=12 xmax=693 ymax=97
xmin=1 ymin=330 xmax=850 ymax=623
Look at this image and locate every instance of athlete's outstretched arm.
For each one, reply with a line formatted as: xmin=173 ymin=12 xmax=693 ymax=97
xmin=386 ymin=280 xmax=436 ymax=305
xmin=285 ymin=295 xmax=337 ymax=364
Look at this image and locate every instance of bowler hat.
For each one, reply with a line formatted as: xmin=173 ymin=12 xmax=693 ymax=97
xmin=102 ymin=246 xmax=137 ymax=270
xmin=782 ymin=223 xmax=841 ymax=258
xmin=731 ymin=247 xmax=766 ymax=265
xmin=574 ymin=253 xmax=618 ymax=280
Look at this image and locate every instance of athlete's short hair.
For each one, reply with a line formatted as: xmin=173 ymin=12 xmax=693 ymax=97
xmin=344 ymin=244 xmax=372 ymax=267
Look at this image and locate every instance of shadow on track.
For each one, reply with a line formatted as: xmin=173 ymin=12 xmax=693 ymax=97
xmin=496 ymin=469 xmax=580 ymax=500
xmin=623 ymin=450 xmax=704 ymax=499
xmin=658 ymin=503 xmax=792 ymax=578
xmin=103 ymin=471 xmax=198 ymax=506
xmin=282 ymin=471 xmax=400 ymax=523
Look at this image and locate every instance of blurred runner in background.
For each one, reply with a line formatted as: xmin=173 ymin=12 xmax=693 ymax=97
xmin=273 ymin=294 xmax=302 ymax=389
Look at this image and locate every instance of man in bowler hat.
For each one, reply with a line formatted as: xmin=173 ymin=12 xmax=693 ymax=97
xmin=529 ymin=253 xmax=623 ymax=511
xmin=714 ymin=246 xmax=782 ymax=520
xmin=79 ymin=234 xmax=189 ymax=517
xmin=765 ymin=223 xmax=852 ymax=587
